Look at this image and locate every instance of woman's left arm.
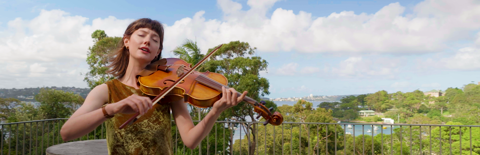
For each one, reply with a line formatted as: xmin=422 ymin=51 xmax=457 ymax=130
xmin=171 ymin=86 xmax=247 ymax=149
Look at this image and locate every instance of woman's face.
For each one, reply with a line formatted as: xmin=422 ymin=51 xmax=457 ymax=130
xmin=124 ymin=28 xmax=161 ymax=63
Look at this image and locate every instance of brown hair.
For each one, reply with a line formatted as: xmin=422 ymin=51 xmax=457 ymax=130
xmin=106 ymin=18 xmax=165 ymax=78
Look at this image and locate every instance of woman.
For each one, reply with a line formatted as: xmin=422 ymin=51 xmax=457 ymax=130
xmin=60 ymin=18 xmax=247 ymax=155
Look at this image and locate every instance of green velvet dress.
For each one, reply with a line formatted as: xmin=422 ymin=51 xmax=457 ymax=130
xmin=104 ymin=79 xmax=173 ymax=155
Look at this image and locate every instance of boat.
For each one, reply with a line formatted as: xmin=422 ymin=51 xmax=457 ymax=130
xmin=347 ymin=125 xmax=352 ymax=129
xmin=383 ymin=126 xmax=387 ymax=129
xmin=346 ymin=132 xmax=352 ymax=135
xmin=367 ymin=129 xmax=371 ymax=133
xmin=373 ymin=126 xmax=379 ymax=130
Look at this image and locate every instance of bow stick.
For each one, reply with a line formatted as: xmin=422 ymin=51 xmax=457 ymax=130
xmin=119 ymin=44 xmax=223 ymax=129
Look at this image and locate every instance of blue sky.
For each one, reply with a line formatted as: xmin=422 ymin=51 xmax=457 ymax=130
xmin=1 ymin=0 xmax=479 ymax=99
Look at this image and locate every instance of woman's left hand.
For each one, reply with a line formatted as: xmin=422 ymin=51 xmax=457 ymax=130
xmin=212 ymin=86 xmax=247 ymax=113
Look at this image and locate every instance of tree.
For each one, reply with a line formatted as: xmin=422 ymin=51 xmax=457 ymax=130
xmin=433 ymin=96 xmax=448 ymax=115
xmin=429 ymin=122 xmax=480 ymax=155
xmin=365 ymin=90 xmax=390 ymax=112
xmin=173 ymin=39 xmax=205 ymax=66
xmin=202 ymin=41 xmax=271 ymax=154
xmin=0 ymin=97 xmax=20 ymax=121
xmin=402 ymin=90 xmax=424 ymax=112
xmin=35 ymin=88 xmax=84 ymax=119
xmin=9 ymin=102 xmax=43 ymax=122
xmin=172 ymin=39 xmax=206 ymax=125
xmin=234 ymin=100 xmax=344 ymax=155
xmin=444 ymin=87 xmax=463 ymax=102
xmin=84 ymin=30 xmax=121 ymax=89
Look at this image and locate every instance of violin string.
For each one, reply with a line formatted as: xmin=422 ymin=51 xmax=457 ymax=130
xmin=195 ymin=74 xmax=257 ymax=104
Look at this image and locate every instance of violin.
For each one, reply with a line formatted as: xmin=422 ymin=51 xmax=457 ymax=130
xmin=119 ymin=44 xmax=283 ymax=129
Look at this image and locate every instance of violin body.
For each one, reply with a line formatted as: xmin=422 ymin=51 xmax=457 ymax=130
xmin=119 ymin=47 xmax=283 ymax=129
xmin=138 ymin=58 xmax=227 ymax=108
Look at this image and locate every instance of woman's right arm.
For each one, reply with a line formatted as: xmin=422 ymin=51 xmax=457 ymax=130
xmin=60 ymin=84 xmax=153 ymax=142
xmin=60 ymin=84 xmax=110 ymax=142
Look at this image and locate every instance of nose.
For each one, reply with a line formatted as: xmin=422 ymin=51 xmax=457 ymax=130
xmin=143 ymin=38 xmax=150 ymax=46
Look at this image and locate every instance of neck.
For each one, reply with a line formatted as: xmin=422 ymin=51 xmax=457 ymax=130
xmin=119 ymin=56 xmax=149 ymax=89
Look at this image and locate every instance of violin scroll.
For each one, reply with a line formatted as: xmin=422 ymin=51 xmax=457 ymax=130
xmin=253 ymin=101 xmax=283 ymax=126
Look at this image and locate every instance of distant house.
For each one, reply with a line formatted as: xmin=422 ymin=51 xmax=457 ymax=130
xmin=424 ymin=91 xmax=442 ymax=98
xmin=358 ymin=110 xmax=375 ymax=117
xmin=382 ymin=118 xmax=394 ymax=124
xmin=424 ymin=91 xmax=443 ymax=104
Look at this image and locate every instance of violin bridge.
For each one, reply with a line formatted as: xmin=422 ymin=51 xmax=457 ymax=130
xmin=176 ymin=65 xmax=186 ymax=77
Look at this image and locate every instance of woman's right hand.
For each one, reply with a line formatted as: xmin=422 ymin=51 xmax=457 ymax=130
xmin=108 ymin=94 xmax=153 ymax=115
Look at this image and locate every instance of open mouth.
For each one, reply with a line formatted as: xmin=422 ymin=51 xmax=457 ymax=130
xmin=140 ymin=47 xmax=150 ymax=53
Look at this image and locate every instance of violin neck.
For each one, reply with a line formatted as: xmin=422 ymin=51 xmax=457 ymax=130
xmin=196 ymin=74 xmax=257 ymax=105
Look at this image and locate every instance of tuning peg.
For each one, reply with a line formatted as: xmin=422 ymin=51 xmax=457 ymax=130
xmin=269 ymin=107 xmax=274 ymax=112
xmin=263 ymin=119 xmax=269 ymax=126
xmin=260 ymin=101 xmax=266 ymax=105
xmin=256 ymin=114 xmax=262 ymax=120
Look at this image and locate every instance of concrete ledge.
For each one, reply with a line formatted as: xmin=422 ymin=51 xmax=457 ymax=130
xmin=46 ymin=139 xmax=107 ymax=155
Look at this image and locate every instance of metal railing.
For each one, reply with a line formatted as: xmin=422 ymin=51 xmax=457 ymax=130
xmin=1 ymin=119 xmax=479 ymax=154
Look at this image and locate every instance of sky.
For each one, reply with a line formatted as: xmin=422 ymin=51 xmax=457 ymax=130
xmin=0 ymin=0 xmax=480 ymax=99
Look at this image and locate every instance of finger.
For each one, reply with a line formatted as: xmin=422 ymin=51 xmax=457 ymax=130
xmin=142 ymin=97 xmax=152 ymax=113
xmin=221 ymin=86 xmax=227 ymax=102
xmin=226 ymin=87 xmax=232 ymax=106
xmin=132 ymin=97 xmax=145 ymax=115
xmin=237 ymin=91 xmax=248 ymax=103
xmin=231 ymin=88 xmax=238 ymax=105
xmin=128 ymin=101 xmax=139 ymax=114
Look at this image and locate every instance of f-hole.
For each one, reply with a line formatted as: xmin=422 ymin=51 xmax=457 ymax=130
xmin=163 ymin=79 xmax=185 ymax=85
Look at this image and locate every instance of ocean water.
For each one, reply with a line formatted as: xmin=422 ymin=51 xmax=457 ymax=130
xmin=339 ymin=122 xmax=400 ymax=137
xmin=272 ymin=100 xmax=327 ymax=108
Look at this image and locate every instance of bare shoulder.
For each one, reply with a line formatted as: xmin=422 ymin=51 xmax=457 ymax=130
xmin=86 ymin=84 xmax=109 ymax=104
xmin=69 ymin=84 xmax=109 ymax=118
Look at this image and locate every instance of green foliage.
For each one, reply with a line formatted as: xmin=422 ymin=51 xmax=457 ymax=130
xmin=407 ymin=114 xmax=441 ymax=124
xmin=429 ymin=122 xmax=480 ymax=155
xmin=173 ymin=39 xmax=204 ymax=66
xmin=201 ymin=41 xmax=271 ymax=154
xmin=234 ymin=100 xmax=344 ymax=155
xmin=35 ymin=88 xmax=84 ymax=119
xmin=344 ymin=135 xmax=382 ymax=155
xmin=9 ymin=102 xmax=43 ymax=122
xmin=417 ymin=104 xmax=430 ymax=113
xmin=361 ymin=116 xmax=383 ymax=122
xmin=91 ymin=30 xmax=107 ymax=42
xmin=0 ymin=98 xmax=20 ymax=120
xmin=84 ymin=30 xmax=120 ymax=89
xmin=445 ymin=87 xmax=463 ymax=100
xmin=172 ymin=121 xmax=233 ymax=155
xmin=365 ymin=90 xmax=391 ymax=112
xmin=318 ymin=95 xmax=364 ymax=121
xmin=427 ymin=110 xmax=441 ymax=119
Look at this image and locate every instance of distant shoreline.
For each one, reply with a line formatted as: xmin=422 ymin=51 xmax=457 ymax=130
xmin=348 ymin=120 xmax=388 ymax=124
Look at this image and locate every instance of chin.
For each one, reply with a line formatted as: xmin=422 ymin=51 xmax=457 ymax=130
xmin=132 ymin=55 xmax=154 ymax=63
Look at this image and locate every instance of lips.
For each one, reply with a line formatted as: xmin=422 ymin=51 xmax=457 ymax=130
xmin=139 ymin=47 xmax=150 ymax=53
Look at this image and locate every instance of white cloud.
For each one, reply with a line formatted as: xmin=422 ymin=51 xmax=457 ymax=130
xmin=417 ymin=30 xmax=480 ymax=71
xmin=162 ymin=0 xmax=480 ymax=55
xmin=326 ymin=56 xmax=403 ymax=79
xmin=29 ymin=63 xmax=47 ymax=73
xmin=443 ymin=47 xmax=480 ymax=70
xmin=0 ymin=9 xmax=134 ymax=88
xmin=275 ymin=63 xmax=298 ymax=76
xmin=272 ymin=63 xmax=320 ymax=76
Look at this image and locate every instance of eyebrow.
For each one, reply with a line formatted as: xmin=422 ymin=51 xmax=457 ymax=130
xmin=139 ymin=29 xmax=159 ymax=38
